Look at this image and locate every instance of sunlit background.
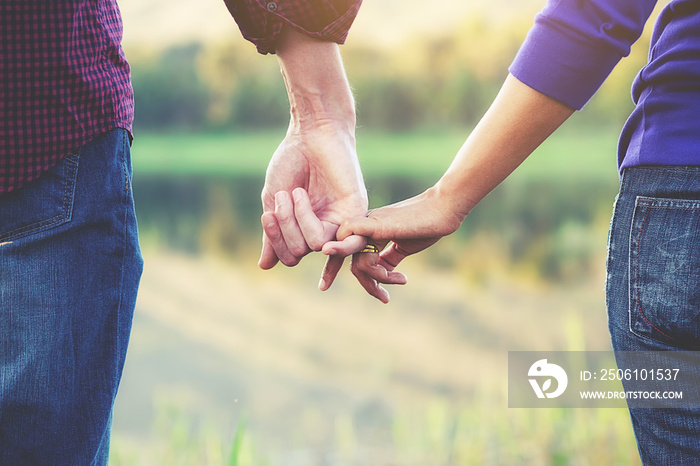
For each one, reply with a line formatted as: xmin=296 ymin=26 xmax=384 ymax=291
xmin=109 ymin=1 xmax=666 ymax=464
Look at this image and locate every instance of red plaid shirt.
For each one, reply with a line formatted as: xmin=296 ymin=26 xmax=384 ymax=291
xmin=0 ymin=1 xmax=132 ymax=194
xmin=225 ymin=0 xmax=363 ymax=54
xmin=0 ymin=0 xmax=362 ymax=195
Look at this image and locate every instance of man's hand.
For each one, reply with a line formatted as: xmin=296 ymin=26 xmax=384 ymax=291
xmin=258 ymin=27 xmax=368 ymax=269
xmin=259 ymin=121 xmax=367 ymax=268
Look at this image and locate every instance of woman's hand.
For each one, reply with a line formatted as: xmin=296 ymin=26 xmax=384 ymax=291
xmin=320 ymin=186 xmax=465 ymax=302
xmin=317 ymin=74 xmax=575 ymax=301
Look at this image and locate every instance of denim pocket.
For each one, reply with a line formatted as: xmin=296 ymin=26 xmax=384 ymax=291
xmin=629 ymin=196 xmax=700 ymax=349
xmin=0 ymin=152 xmax=79 ymax=242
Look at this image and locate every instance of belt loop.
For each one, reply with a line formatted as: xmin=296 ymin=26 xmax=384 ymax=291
xmin=619 ymin=167 xmax=630 ymax=194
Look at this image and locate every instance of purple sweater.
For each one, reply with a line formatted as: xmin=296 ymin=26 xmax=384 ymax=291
xmin=509 ymin=0 xmax=700 ymax=171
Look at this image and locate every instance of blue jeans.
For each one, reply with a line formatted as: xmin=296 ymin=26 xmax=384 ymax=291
xmin=607 ymin=166 xmax=700 ymax=465
xmin=0 ymin=129 xmax=143 ymax=464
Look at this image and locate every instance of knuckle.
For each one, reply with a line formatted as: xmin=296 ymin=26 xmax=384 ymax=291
xmin=275 ymin=209 xmax=292 ymax=222
xmin=279 ymin=256 xmax=300 ymax=267
xmin=306 ymin=236 xmax=325 ymax=252
xmin=351 ymin=267 xmax=373 ymax=284
xmin=264 ymin=226 xmax=281 ymax=241
xmin=369 ymin=267 xmax=386 ymax=282
xmin=336 ymin=222 xmax=353 ymax=240
xmin=289 ymin=245 xmax=309 ymax=257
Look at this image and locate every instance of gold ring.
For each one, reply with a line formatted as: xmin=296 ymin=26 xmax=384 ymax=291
xmin=360 ymin=244 xmax=379 ymax=254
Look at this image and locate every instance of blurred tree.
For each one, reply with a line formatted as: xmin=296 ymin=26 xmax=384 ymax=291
xmin=131 ymin=44 xmax=210 ymax=130
xmin=128 ymin=12 xmax=654 ymax=133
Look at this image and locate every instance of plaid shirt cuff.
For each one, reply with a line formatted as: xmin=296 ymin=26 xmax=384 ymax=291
xmin=223 ymin=0 xmax=362 ymax=54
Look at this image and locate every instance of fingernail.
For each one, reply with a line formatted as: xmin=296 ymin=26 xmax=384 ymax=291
xmin=325 ymin=249 xmax=336 ymax=256
xmin=318 ymin=278 xmax=326 ymax=291
xmin=293 ymin=189 xmax=302 ymax=203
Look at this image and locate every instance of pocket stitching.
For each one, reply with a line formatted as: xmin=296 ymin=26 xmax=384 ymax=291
xmin=630 ymin=197 xmax=700 ymax=349
xmin=0 ymin=153 xmax=79 ymax=242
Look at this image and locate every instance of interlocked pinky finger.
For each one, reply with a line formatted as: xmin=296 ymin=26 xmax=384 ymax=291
xmin=378 ymin=243 xmax=410 ymax=271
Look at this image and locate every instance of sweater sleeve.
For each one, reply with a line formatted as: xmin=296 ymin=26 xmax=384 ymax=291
xmin=509 ymin=0 xmax=657 ymax=110
xmin=223 ymin=0 xmax=362 ymax=54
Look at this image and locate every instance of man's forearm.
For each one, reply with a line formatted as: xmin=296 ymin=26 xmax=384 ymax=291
xmin=259 ymin=26 xmax=366 ymax=270
xmin=276 ymin=26 xmax=356 ymax=133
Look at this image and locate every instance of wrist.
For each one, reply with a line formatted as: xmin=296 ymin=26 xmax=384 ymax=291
xmin=286 ymin=91 xmax=356 ymax=135
xmin=432 ymin=177 xmax=474 ymax=224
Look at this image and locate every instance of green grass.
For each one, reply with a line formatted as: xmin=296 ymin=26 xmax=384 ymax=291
xmin=111 ymin=392 xmax=641 ymax=466
xmin=130 ymin=125 xmax=621 ymax=183
xmin=131 ymin=131 xmax=286 ymax=177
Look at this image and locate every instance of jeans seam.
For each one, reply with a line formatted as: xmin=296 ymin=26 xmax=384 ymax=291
xmin=606 ymin=171 xmax=626 ymax=326
xmin=121 ymin=131 xmax=130 ymax=192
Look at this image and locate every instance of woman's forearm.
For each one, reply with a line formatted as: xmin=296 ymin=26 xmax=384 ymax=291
xmin=325 ymin=75 xmax=576 ymax=299
xmin=435 ymin=73 xmax=575 ymax=221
